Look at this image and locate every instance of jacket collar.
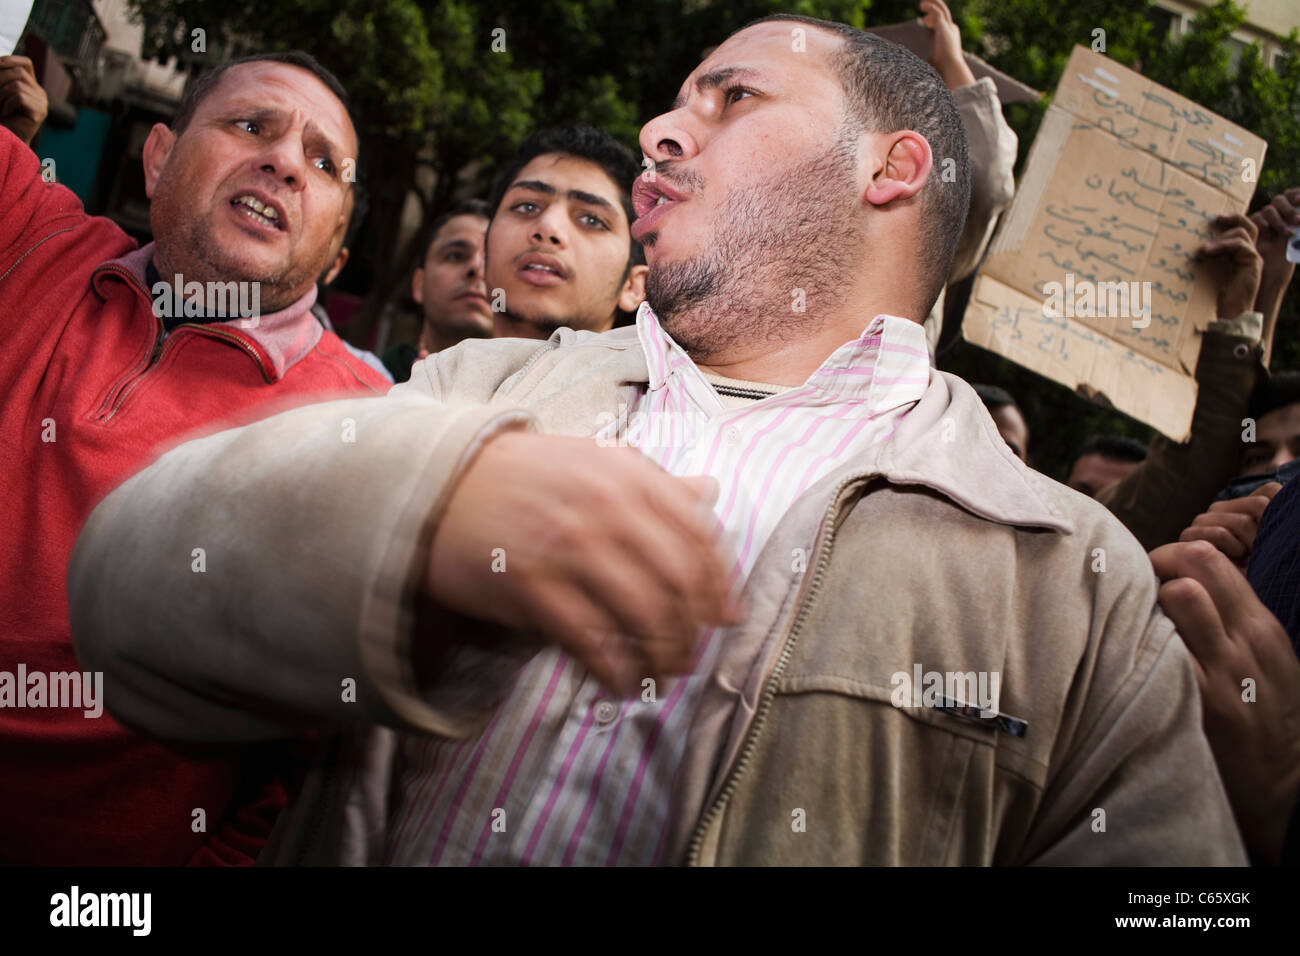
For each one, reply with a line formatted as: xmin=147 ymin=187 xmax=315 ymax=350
xmin=91 ymin=242 xmax=323 ymax=382
xmin=559 ymin=323 xmax=1074 ymax=535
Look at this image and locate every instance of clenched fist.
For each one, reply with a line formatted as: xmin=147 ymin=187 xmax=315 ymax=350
xmin=427 ymin=431 xmax=743 ymax=696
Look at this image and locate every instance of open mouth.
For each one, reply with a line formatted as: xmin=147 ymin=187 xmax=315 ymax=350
xmin=516 ymin=252 xmax=569 ymax=285
xmin=230 ymin=193 xmax=286 ymax=231
xmin=631 ymin=175 xmax=687 ymax=240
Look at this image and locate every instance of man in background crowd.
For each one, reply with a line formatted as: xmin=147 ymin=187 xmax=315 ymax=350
xmin=384 ymin=198 xmax=494 ymax=382
xmin=972 ymin=383 xmax=1029 ymax=460
xmin=1065 ymin=435 xmax=1147 ymax=498
xmin=486 ymin=124 xmax=648 ymax=340
xmin=1240 ymin=371 xmax=1300 ymax=478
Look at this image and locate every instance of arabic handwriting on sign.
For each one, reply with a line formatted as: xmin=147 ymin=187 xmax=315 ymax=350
xmin=1141 ymin=90 xmax=1214 ymax=131
xmin=989 ymin=298 xmax=1172 ymax=377
xmin=1107 ymin=178 xmax=1159 ymax=216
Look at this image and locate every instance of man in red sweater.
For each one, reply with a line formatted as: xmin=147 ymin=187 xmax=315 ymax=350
xmin=0 ymin=51 xmax=390 ymax=864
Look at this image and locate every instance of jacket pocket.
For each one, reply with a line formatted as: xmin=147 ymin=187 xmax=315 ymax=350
xmin=722 ymin=671 xmax=1003 ymax=865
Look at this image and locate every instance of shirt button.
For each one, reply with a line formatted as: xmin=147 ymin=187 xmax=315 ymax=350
xmin=724 ymin=425 xmax=742 ymax=446
xmin=593 ymin=700 xmax=619 ymax=725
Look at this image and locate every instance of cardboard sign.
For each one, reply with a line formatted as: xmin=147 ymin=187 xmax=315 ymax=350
xmin=961 ymin=46 xmax=1266 ymax=440
xmin=0 ymin=1 xmax=33 ymax=58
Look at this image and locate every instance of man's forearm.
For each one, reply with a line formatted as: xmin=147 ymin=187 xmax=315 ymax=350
xmin=1096 ymin=330 xmax=1262 ymax=550
xmin=68 ymin=392 xmax=534 ymax=743
xmin=1255 ymin=265 xmax=1294 ymax=367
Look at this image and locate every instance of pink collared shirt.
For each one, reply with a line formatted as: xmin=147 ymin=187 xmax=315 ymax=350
xmin=386 ymin=303 xmax=932 ymax=865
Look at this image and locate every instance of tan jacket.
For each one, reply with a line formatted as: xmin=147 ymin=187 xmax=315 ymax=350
xmin=69 ymin=325 xmax=1245 ymax=865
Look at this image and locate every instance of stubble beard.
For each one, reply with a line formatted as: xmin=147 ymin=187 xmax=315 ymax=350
xmin=152 ymin=172 xmax=311 ymax=314
xmin=644 ymin=131 xmax=863 ymax=364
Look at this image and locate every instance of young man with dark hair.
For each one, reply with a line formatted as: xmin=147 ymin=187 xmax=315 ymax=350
xmin=0 ymin=50 xmax=390 ymax=865
xmin=72 ymin=19 xmax=1241 ymax=865
xmin=485 ymin=125 xmax=648 ymax=339
xmin=1066 ymin=435 xmax=1149 ymax=498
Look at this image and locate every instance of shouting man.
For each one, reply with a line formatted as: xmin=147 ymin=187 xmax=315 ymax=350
xmin=1 ymin=51 xmax=390 ymax=865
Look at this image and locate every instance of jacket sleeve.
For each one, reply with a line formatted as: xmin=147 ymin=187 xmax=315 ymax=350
xmin=949 ymin=77 xmax=1017 ymax=285
xmin=1019 ymin=519 xmax=1246 ymax=864
xmin=68 ymin=337 xmax=550 ymax=744
xmin=922 ymin=77 xmax=1018 ymax=353
xmin=1096 ymin=329 xmax=1264 ymax=551
xmin=0 ymin=126 xmax=101 ymax=345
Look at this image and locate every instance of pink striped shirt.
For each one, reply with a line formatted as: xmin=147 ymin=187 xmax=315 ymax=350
xmin=386 ymin=303 xmax=931 ymax=865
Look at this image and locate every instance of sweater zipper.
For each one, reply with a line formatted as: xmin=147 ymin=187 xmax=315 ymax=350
xmin=93 ymin=266 xmax=273 ymax=422
xmin=92 ymin=265 xmax=162 ymax=422
xmin=685 ymin=474 xmax=862 ymax=866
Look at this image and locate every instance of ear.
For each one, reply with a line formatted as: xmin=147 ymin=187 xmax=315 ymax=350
xmin=323 ymin=247 xmax=349 ymax=287
xmin=860 ymin=130 xmax=932 ymax=207
xmin=141 ymin=123 xmax=176 ymax=198
xmin=411 ymin=266 xmax=425 ymax=305
xmin=618 ymin=263 xmax=648 ymax=312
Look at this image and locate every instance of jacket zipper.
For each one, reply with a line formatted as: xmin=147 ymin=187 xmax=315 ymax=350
xmin=685 ymin=474 xmax=863 ymax=866
xmin=91 ymin=265 xmax=162 ymax=422
xmin=92 ymin=264 xmax=273 ymax=422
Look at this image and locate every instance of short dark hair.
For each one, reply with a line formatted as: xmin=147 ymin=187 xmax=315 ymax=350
xmin=1249 ymin=370 xmax=1300 ymax=422
xmin=742 ymin=16 xmax=971 ymax=316
xmin=171 ymin=51 xmax=358 ymax=170
xmin=419 ymin=198 xmax=493 ymax=260
xmin=488 ymin=125 xmax=646 ymax=275
xmin=972 ymin=383 xmax=1017 ymax=412
xmin=1075 ymin=434 xmax=1148 ymax=464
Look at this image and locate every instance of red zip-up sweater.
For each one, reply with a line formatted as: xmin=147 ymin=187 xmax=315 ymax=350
xmin=0 ymin=127 xmax=390 ymax=864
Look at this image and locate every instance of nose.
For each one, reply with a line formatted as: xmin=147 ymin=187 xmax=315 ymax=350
xmin=467 ymin=247 xmax=485 ymax=278
xmin=255 ymin=134 xmax=307 ymax=189
xmin=529 ymin=206 xmax=569 ymax=248
xmin=639 ymin=108 xmax=700 ymax=166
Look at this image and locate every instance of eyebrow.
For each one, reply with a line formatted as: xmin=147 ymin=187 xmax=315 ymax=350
xmin=672 ymin=66 xmax=762 ymax=110
xmin=217 ymin=104 xmax=347 ymax=159
xmin=434 ymin=238 xmax=475 ymax=253
xmin=508 ymin=180 xmax=617 ymax=212
xmin=303 ymin=120 xmax=343 ymax=160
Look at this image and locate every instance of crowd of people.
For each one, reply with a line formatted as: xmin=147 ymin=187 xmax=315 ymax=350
xmin=2 ymin=2 xmax=1298 ymax=867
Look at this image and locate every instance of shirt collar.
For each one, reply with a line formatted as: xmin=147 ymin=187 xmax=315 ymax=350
xmin=633 ymin=301 xmax=930 ymax=415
